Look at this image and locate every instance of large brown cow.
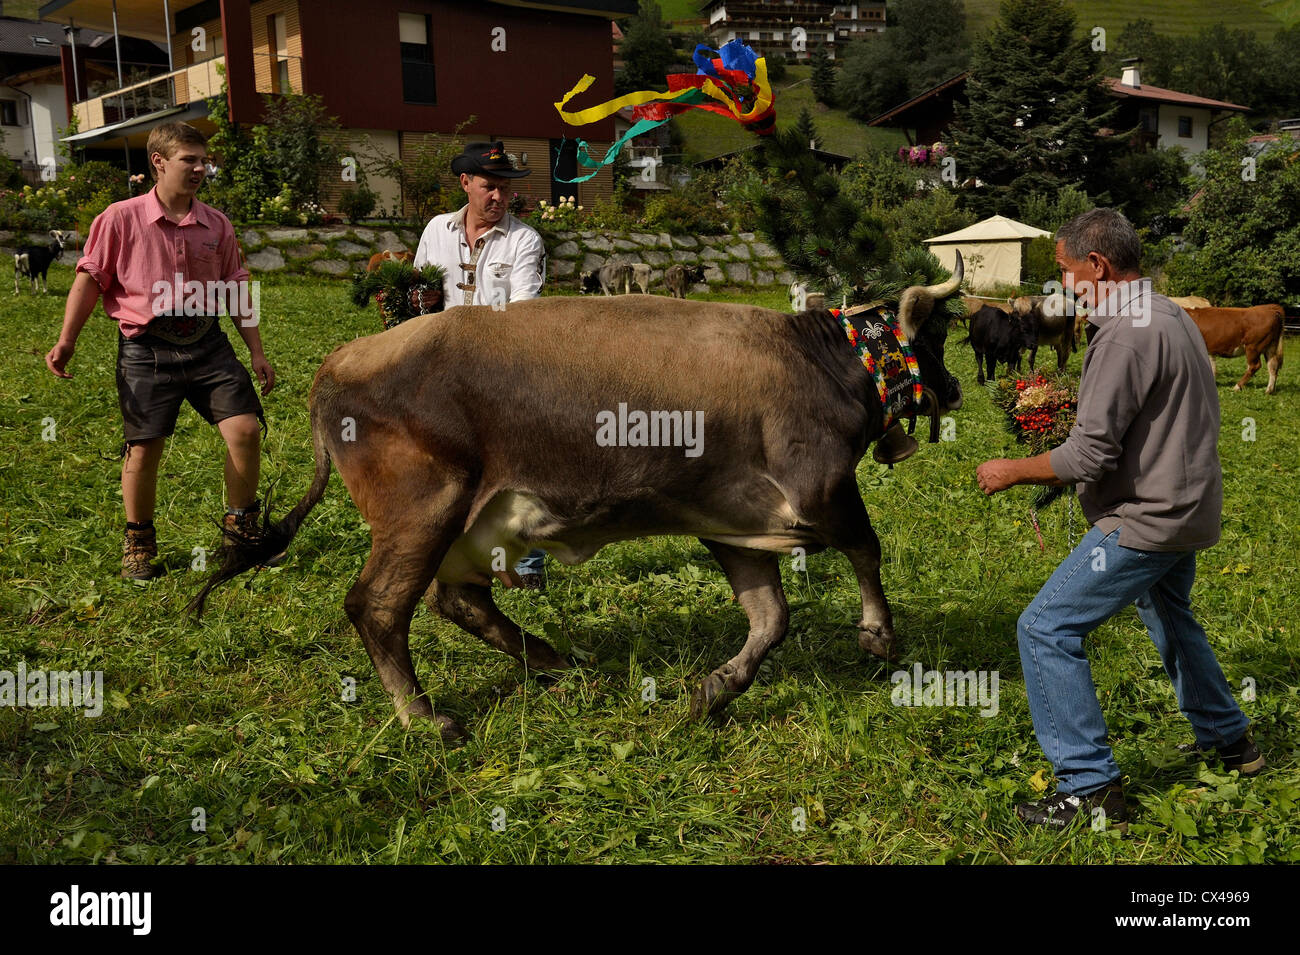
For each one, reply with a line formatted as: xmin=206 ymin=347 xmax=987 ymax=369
xmin=192 ymin=261 xmax=966 ymax=739
xmin=1184 ymin=305 xmax=1285 ymax=394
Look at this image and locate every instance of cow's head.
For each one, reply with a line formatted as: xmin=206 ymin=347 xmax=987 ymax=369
xmin=897 ymin=250 xmax=965 ymax=413
xmin=578 ymin=270 xmax=601 ymax=294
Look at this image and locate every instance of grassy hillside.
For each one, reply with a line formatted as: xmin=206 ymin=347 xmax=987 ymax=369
xmin=661 ymin=1 xmax=1300 ymax=37
xmin=675 ymin=66 xmax=906 ymax=163
xmin=950 ymin=0 xmax=1296 ymax=38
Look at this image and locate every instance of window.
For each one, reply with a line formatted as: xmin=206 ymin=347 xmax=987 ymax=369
xmin=0 ymin=100 xmax=17 ymax=126
xmin=1178 ymin=115 xmax=1193 ymax=138
xmin=399 ymin=13 xmax=435 ymax=104
xmin=268 ymin=12 xmax=291 ymax=93
xmin=1139 ymin=108 xmax=1158 ymax=134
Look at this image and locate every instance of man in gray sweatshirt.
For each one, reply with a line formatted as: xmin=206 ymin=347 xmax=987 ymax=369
xmin=976 ymin=208 xmax=1262 ymax=831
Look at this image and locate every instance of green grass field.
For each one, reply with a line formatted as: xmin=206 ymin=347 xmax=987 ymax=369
xmin=2 ymin=266 xmax=1296 ymax=863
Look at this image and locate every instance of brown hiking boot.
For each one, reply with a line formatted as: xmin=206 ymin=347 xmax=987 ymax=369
xmin=222 ymin=500 xmax=285 ymax=566
xmin=122 ymin=524 xmax=163 ymax=580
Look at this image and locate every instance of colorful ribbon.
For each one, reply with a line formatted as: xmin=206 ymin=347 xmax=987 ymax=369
xmin=552 ymin=39 xmax=776 ymax=183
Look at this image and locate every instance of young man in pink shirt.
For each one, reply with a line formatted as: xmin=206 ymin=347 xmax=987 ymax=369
xmin=45 ymin=121 xmax=275 ymax=580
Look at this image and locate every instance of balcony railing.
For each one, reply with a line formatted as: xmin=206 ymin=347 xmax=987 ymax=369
xmin=72 ymin=52 xmax=303 ymax=132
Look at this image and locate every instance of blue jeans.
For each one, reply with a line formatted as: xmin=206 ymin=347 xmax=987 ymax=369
xmin=1018 ymin=525 xmax=1249 ymax=796
xmin=514 ymin=549 xmax=545 ymax=577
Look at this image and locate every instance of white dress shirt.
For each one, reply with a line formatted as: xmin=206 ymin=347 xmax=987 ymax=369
xmin=413 ymin=205 xmax=546 ymax=307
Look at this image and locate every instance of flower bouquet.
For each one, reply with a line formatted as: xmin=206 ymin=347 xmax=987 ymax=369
xmin=350 ymin=259 xmax=446 ymax=331
xmin=991 ymin=370 xmax=1079 ymax=510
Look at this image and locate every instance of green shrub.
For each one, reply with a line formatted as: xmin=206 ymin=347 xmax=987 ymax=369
xmin=76 ymin=186 xmax=123 ymax=237
xmin=338 ymin=184 xmax=377 ymax=224
xmin=878 ymin=186 xmax=975 ymax=257
xmin=640 ymin=188 xmax=727 ymax=235
xmin=1022 ymin=235 xmax=1058 ymax=291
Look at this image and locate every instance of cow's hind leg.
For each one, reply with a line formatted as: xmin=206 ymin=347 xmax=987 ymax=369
xmin=1266 ymin=343 xmax=1282 ymax=394
xmin=1234 ymin=346 xmax=1262 ymax=391
xmin=426 ymin=580 xmax=568 ymax=671
xmin=342 ymin=481 xmax=471 ymax=739
xmin=690 ymin=540 xmax=789 ymax=719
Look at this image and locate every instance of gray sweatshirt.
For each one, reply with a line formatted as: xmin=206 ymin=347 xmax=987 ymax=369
xmin=1049 ymin=278 xmax=1222 ymax=552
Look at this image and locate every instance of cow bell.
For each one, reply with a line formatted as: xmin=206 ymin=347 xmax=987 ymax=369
xmin=872 ymin=421 xmax=919 ymax=465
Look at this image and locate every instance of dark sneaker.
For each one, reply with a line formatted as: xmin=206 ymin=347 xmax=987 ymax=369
xmin=222 ymin=500 xmax=286 ymax=567
xmin=122 ymin=525 xmax=163 ymax=580
xmin=517 ymin=572 xmax=546 ymax=591
xmin=1178 ymin=730 xmax=1265 ymax=776
xmin=1016 ymin=782 xmax=1128 ymax=832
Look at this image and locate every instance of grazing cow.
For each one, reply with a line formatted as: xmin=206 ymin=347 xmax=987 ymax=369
xmin=1185 ymin=305 xmax=1285 ymax=394
xmin=192 ymin=259 xmax=967 ymax=738
xmin=966 ymin=305 xmax=1036 ymax=384
xmin=665 ymin=264 xmax=705 ymax=299
xmin=14 ymin=230 xmax=67 ymax=294
xmin=579 ymin=261 xmax=634 ymax=295
xmin=630 ymin=263 xmax=652 ymax=295
xmin=366 ymin=249 xmax=414 ymax=272
xmin=1010 ymin=293 xmax=1075 ymax=371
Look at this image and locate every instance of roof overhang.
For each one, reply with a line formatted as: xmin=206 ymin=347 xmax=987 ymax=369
xmin=61 ymin=101 xmax=207 ymax=146
xmin=39 ymin=0 xmax=172 ymax=43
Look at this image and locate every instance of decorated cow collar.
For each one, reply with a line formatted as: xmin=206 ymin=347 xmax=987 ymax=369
xmin=832 ymin=307 xmax=925 ymax=431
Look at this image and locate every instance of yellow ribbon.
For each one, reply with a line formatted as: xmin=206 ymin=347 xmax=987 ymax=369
xmin=554 ymin=57 xmax=773 ymax=128
xmin=554 ymin=74 xmax=698 ymax=126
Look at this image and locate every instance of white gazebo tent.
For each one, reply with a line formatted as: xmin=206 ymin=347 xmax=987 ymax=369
xmin=924 ymin=215 xmax=1052 ymax=293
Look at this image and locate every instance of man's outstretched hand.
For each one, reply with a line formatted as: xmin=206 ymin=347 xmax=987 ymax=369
xmin=46 ymin=341 xmax=75 ymax=379
xmin=976 ymin=459 xmax=1018 ymax=495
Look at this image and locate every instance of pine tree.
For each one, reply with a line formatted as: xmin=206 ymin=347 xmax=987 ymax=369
xmin=616 ymin=0 xmax=676 ymax=95
xmin=951 ymin=0 xmax=1124 ymax=219
xmin=811 ymin=46 xmax=836 ymax=106
xmin=794 ymin=107 xmax=819 ymax=150
xmin=754 ymin=128 xmax=888 ymax=297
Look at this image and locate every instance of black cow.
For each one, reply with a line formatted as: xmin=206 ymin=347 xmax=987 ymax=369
xmin=967 ymin=305 xmax=1035 ymax=384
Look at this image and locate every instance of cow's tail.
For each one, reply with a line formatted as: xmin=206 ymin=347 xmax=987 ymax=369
xmin=1268 ymin=310 xmax=1285 ymax=366
xmin=187 ymin=405 xmax=334 ymax=617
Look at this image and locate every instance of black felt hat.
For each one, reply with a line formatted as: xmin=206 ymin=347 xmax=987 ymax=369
xmin=450 ymin=141 xmax=531 ymax=178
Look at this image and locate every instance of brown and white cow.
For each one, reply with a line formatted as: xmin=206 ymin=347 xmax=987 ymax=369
xmin=192 ymin=259 xmax=966 ymax=739
xmin=366 ymin=249 xmax=414 ymax=272
xmin=1184 ymin=305 xmax=1285 ymax=394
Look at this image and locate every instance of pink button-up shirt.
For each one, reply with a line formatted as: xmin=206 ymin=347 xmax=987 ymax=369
xmin=77 ymin=187 xmax=250 ymax=339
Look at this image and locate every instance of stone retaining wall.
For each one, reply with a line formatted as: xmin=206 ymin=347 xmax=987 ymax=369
xmin=5 ymin=224 xmax=794 ymax=294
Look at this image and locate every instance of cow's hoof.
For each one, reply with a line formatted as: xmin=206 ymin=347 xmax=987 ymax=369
xmin=1233 ymin=384 xmax=1243 ymax=392
xmin=858 ymin=626 xmax=898 ymax=662
xmin=520 ymin=639 xmax=570 ymax=672
xmin=432 ymin=713 xmax=469 ymax=745
xmin=689 ymin=669 xmax=735 ymax=720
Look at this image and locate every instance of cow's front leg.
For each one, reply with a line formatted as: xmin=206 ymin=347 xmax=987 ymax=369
xmin=427 ymin=579 xmax=569 ymax=671
xmin=823 ymin=480 xmax=898 ymax=661
xmin=691 ymin=540 xmax=789 ymax=719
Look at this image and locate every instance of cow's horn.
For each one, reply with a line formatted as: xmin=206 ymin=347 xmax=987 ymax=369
xmin=898 ymin=251 xmax=964 ymax=340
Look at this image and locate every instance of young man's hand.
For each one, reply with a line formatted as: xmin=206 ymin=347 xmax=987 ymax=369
xmin=251 ymin=354 xmax=275 ymax=394
xmin=46 ymin=340 xmax=75 ymax=379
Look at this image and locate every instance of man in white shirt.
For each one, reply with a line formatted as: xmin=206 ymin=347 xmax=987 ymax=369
xmin=413 ymin=141 xmax=549 ymax=589
xmin=413 ymin=140 xmax=546 ymax=310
